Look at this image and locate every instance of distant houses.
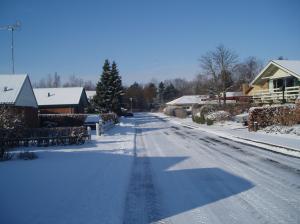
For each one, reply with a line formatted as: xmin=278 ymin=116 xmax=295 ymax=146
xmin=0 ymin=74 xmax=38 ymax=128
xmin=166 ymin=95 xmax=210 ymax=112
xmin=246 ymin=60 xmax=300 ymax=103
xmin=33 ymin=87 xmax=89 ymax=114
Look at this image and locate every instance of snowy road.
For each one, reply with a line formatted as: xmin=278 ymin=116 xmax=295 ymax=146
xmin=124 ymin=113 xmax=300 ymax=224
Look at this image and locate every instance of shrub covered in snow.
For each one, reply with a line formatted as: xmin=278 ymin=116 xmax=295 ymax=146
xmin=206 ymin=111 xmax=230 ymax=122
xmin=192 ymin=113 xmax=206 ymax=124
xmin=206 ymin=118 xmax=214 ymax=125
xmin=100 ymin=113 xmax=119 ymax=124
xmin=0 ymin=106 xmax=24 ymax=130
xmin=262 ymin=124 xmax=300 ymax=136
xmin=164 ymin=106 xmax=177 ymax=116
xmin=174 ymin=108 xmax=188 ymax=118
xmin=39 ymin=114 xmax=88 ymax=127
xmin=248 ymin=104 xmax=300 ymax=131
xmin=0 ymin=106 xmax=25 ymax=160
xmin=18 ymin=151 xmax=38 ymax=160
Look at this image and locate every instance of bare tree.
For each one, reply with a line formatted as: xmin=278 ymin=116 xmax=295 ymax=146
xmin=200 ymin=44 xmax=238 ymax=104
xmin=53 ymin=72 xmax=61 ymax=87
xmin=63 ymin=75 xmax=84 ymax=87
xmin=234 ymin=57 xmax=263 ymax=87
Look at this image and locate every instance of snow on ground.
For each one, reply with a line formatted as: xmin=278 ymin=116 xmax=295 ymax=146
xmin=155 ymin=113 xmax=300 ymax=157
xmin=0 ymin=118 xmax=136 ymax=224
xmin=262 ymin=124 xmax=300 ymax=136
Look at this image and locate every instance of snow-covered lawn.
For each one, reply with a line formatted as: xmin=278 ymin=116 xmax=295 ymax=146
xmin=155 ymin=113 xmax=300 ymax=156
xmin=0 ymin=118 xmax=136 ymax=224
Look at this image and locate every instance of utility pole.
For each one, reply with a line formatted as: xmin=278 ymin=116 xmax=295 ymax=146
xmin=0 ymin=21 xmax=21 ymax=74
xmin=129 ymin=97 xmax=133 ymax=112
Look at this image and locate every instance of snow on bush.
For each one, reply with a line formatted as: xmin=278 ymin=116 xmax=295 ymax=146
xmin=101 ymin=112 xmax=118 ymax=124
xmin=206 ymin=111 xmax=230 ymax=122
xmin=248 ymin=104 xmax=300 ymax=131
xmin=262 ymin=124 xmax=300 ymax=136
xmin=39 ymin=114 xmax=88 ymax=127
xmin=0 ymin=106 xmax=24 ymax=130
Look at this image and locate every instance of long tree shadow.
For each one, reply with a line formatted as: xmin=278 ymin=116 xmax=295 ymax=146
xmin=0 ymin=148 xmax=254 ymax=224
xmin=123 ymin=155 xmax=254 ymax=224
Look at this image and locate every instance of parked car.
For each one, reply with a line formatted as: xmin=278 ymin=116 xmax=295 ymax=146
xmin=84 ymin=115 xmax=102 ymax=129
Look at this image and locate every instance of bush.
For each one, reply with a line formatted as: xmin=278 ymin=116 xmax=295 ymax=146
xmin=101 ymin=113 xmax=119 ymax=124
xmin=18 ymin=151 xmax=38 ymax=160
xmin=248 ymin=104 xmax=299 ymax=131
xmin=174 ymin=108 xmax=188 ymax=118
xmin=164 ymin=106 xmax=177 ymax=116
xmin=0 ymin=146 xmax=13 ymax=161
xmin=193 ymin=113 xmax=206 ymax=124
xmin=206 ymin=118 xmax=214 ymax=126
xmin=39 ymin=114 xmax=87 ymax=127
xmin=206 ymin=111 xmax=230 ymax=122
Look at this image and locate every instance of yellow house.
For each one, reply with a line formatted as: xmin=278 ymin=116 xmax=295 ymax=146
xmin=247 ymin=60 xmax=300 ymax=103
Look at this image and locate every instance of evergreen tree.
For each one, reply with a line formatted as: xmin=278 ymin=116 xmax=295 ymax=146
xmin=158 ymin=82 xmax=165 ymax=103
xmin=164 ymin=83 xmax=178 ymax=102
xmin=110 ymin=61 xmax=123 ymax=114
xmin=94 ymin=59 xmax=123 ymax=114
xmin=94 ymin=59 xmax=112 ymax=113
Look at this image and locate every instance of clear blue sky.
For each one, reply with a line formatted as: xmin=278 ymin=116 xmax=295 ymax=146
xmin=1 ymin=0 xmax=300 ymax=85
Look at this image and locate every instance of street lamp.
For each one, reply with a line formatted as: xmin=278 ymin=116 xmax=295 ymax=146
xmin=129 ymin=97 xmax=133 ymax=113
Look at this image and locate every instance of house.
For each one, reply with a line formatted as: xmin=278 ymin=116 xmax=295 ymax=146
xmin=86 ymin=90 xmax=96 ymax=102
xmin=247 ymin=60 xmax=300 ymax=103
xmin=0 ymin=74 xmax=38 ymax=128
xmin=166 ymin=95 xmax=210 ymax=112
xmin=220 ymin=91 xmax=251 ymax=102
xmin=33 ymin=87 xmax=89 ymax=114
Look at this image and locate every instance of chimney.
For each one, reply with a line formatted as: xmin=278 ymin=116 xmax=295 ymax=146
xmin=3 ymin=86 xmax=8 ymax=92
xmin=48 ymin=92 xmax=51 ymax=97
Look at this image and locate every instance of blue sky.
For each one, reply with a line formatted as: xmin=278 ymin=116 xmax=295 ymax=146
xmin=1 ymin=0 xmax=300 ymax=85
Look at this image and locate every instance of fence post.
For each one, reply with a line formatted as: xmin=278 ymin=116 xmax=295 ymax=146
xmin=96 ymin=123 xmax=100 ymax=136
xmin=87 ymin=126 xmax=91 ymax=140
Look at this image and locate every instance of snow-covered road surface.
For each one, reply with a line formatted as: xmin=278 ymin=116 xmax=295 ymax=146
xmin=124 ymin=113 xmax=300 ymax=224
xmin=1 ymin=113 xmax=300 ymax=224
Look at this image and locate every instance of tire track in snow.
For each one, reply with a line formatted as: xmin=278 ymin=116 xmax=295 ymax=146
xmin=123 ymin=128 xmax=164 ymax=224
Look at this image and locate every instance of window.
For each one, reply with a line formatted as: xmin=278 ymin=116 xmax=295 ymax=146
xmin=273 ymin=79 xmax=283 ymax=89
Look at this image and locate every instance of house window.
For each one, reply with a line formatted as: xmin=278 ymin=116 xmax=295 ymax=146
xmin=273 ymin=79 xmax=283 ymax=89
xmin=285 ymin=77 xmax=296 ymax=87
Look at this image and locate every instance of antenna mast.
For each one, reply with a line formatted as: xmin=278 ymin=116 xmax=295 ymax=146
xmin=0 ymin=21 xmax=21 ymax=74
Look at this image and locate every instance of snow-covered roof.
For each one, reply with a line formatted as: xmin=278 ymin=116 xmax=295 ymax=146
xmin=33 ymin=87 xmax=88 ymax=106
xmin=272 ymin=60 xmax=300 ymax=76
xmin=251 ymin=60 xmax=300 ymax=85
xmin=86 ymin=90 xmax=96 ymax=99
xmin=166 ymin=95 xmax=209 ymax=106
xmin=0 ymin=74 xmax=38 ymax=108
xmin=225 ymin=92 xmax=243 ymax=97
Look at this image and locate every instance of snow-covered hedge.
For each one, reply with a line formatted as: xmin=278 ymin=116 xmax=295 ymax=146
xmin=248 ymin=104 xmax=300 ymax=131
xmin=100 ymin=113 xmax=119 ymax=124
xmin=0 ymin=106 xmax=24 ymax=130
xmin=39 ymin=114 xmax=88 ymax=127
xmin=206 ymin=111 xmax=230 ymax=122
